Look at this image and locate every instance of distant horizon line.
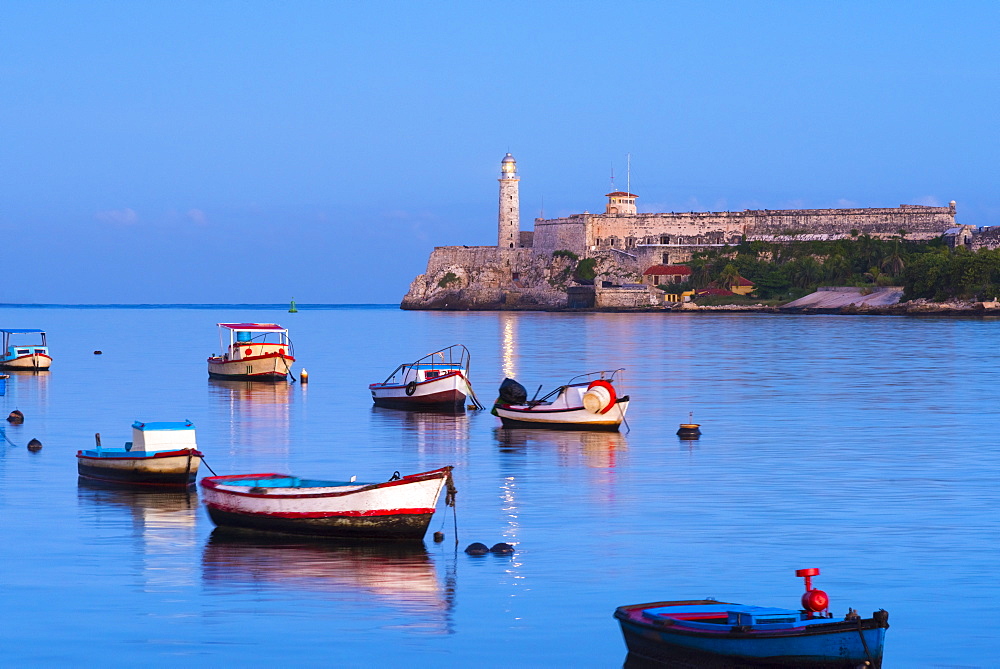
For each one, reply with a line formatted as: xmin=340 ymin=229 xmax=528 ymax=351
xmin=0 ymin=303 xmax=399 ymax=310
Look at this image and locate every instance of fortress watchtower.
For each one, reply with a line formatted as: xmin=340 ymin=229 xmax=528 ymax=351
xmin=498 ymin=153 xmax=520 ymax=248
xmin=606 ymin=191 xmax=637 ymax=215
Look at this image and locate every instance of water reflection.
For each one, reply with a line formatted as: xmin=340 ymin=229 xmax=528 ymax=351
xmin=623 ymin=650 xmax=761 ymax=668
xmin=208 ymin=379 xmax=293 ymax=457
xmin=370 ymin=406 xmax=470 ymax=456
xmin=498 ymin=312 xmax=518 ymax=380
xmin=2 ymin=369 xmax=50 ymax=409
xmin=493 ymin=428 xmax=628 ymax=468
xmin=202 ymin=531 xmax=453 ymax=632
xmin=77 ymin=480 xmax=199 ymax=589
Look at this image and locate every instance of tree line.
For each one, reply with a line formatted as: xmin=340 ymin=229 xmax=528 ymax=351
xmin=672 ymin=234 xmax=1000 ymax=302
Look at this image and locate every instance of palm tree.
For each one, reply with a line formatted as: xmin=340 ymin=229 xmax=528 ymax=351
xmin=717 ymin=263 xmax=741 ymax=291
xmin=881 ymin=240 xmax=905 ymax=276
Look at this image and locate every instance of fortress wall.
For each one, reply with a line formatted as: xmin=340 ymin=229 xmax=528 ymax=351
xmin=545 ymin=204 xmax=955 ymax=252
xmin=531 ymin=216 xmax=589 ymax=254
xmin=971 ymin=227 xmax=1000 ymax=251
xmin=744 ymin=205 xmax=955 ymax=241
xmin=588 ymin=213 xmax=744 ymax=249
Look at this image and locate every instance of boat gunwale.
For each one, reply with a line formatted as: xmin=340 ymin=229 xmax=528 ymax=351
xmin=614 ymin=601 xmax=888 ymax=640
xmin=76 ymin=448 xmax=204 ymax=461
xmin=496 ymin=396 xmax=629 ymax=414
xmin=200 ymin=466 xmax=452 ymax=500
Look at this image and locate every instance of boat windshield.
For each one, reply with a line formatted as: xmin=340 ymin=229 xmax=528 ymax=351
xmin=566 ymin=369 xmax=625 ymax=386
xmin=379 ymin=344 xmax=471 ymax=385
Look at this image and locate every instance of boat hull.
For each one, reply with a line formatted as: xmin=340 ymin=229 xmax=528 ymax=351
xmin=370 ymin=372 xmax=469 ymax=411
xmin=495 ymin=399 xmax=629 ymax=431
xmin=76 ymin=450 xmax=202 ymax=488
xmin=0 ymin=353 xmax=52 ymax=371
xmin=615 ymin=602 xmax=886 ymax=668
xmin=200 ymin=467 xmax=451 ymax=541
xmin=207 ymin=353 xmax=294 ymax=381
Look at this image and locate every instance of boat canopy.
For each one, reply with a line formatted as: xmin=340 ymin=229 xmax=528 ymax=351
xmin=217 ymin=323 xmax=286 ymax=332
xmin=0 ymin=329 xmax=45 ymax=334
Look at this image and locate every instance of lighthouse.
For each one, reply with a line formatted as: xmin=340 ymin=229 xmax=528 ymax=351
xmin=498 ymin=153 xmax=520 ymax=248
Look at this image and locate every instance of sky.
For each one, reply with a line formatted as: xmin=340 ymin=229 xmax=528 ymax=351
xmin=2 ymin=1 xmax=998 ymax=304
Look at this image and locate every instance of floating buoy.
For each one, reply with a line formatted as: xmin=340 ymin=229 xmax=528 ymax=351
xmin=300 ymin=368 xmax=308 ymax=384
xmin=677 ymin=411 xmax=701 ymax=439
xmin=288 ymin=299 xmax=298 ymax=313
xmin=27 ymin=438 xmax=42 ymax=451
xmin=7 ymin=410 xmax=24 ymax=424
xmin=464 ymin=542 xmax=489 ymax=556
xmin=433 ymin=531 xmax=445 ymax=543
xmin=490 ymin=542 xmax=515 ymax=554
xmin=583 ymin=380 xmax=617 ymax=414
xmin=93 ymin=350 xmax=103 ymax=355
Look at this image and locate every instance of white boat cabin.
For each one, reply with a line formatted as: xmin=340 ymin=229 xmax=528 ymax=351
xmin=216 ymin=323 xmax=292 ymax=361
xmin=127 ymin=421 xmax=198 ymax=453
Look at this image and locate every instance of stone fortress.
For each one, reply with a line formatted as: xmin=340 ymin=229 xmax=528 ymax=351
xmin=401 ymin=154 xmax=961 ymax=309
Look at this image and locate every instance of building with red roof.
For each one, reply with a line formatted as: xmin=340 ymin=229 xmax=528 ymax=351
xmin=642 ymin=264 xmax=692 ymax=286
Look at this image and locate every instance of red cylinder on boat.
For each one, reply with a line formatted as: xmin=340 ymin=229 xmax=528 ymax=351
xmin=583 ymin=380 xmax=617 ymax=414
xmin=802 ymin=588 xmax=829 ymax=612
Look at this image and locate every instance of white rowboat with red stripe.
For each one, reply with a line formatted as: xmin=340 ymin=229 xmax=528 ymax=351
xmin=200 ymin=466 xmax=454 ymax=540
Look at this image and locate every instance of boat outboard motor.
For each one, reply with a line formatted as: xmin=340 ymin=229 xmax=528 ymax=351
xmin=498 ymin=378 xmax=527 ymax=405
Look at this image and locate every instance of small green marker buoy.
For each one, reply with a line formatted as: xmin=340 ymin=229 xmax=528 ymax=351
xmin=288 ymin=298 xmax=298 ymax=313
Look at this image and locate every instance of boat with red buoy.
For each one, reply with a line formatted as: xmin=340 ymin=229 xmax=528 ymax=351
xmin=207 ymin=323 xmax=295 ymax=382
xmin=492 ymin=369 xmax=629 ymax=431
xmin=614 ymin=568 xmax=888 ymax=667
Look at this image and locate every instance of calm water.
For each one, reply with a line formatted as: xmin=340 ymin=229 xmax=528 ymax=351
xmin=0 ymin=306 xmax=997 ymax=667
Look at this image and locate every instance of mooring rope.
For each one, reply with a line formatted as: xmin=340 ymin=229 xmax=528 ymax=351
xmin=0 ymin=426 xmax=17 ymax=447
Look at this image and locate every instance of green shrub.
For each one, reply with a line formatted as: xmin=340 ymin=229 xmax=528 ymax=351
xmin=552 ymin=249 xmax=579 ymax=261
xmin=574 ymin=258 xmax=597 ymax=281
xmin=438 ymin=272 xmax=460 ymax=289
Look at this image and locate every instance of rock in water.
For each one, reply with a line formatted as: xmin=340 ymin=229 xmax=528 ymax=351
xmin=27 ymin=438 xmax=42 ymax=451
xmin=490 ymin=542 xmax=515 ymax=554
xmin=433 ymin=531 xmax=445 ymax=543
xmin=7 ymin=410 xmax=24 ymax=424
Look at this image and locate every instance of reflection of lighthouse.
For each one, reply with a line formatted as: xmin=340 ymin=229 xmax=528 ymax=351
xmin=499 ymin=312 xmax=518 ymax=380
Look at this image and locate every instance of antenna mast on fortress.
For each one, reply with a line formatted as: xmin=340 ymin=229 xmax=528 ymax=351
xmin=626 ymin=153 xmax=631 ymax=197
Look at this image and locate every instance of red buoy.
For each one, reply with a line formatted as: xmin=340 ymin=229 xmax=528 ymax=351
xmin=796 ymin=567 xmax=829 ymax=615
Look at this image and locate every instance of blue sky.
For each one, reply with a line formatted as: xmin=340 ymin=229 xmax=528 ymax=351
xmin=2 ymin=1 xmax=998 ymax=303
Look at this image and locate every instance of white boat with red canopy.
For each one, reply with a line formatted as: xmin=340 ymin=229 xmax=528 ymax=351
xmin=207 ymin=323 xmax=295 ymax=382
xmin=369 ymin=344 xmax=482 ymax=411
xmin=492 ymin=369 xmax=630 ymax=431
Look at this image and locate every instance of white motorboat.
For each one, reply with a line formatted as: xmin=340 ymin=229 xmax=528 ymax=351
xmin=369 ymin=344 xmax=482 ymax=411
xmin=492 ymin=369 xmax=629 ymax=431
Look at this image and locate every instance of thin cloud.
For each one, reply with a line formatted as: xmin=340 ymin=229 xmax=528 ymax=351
xmin=912 ymin=195 xmax=941 ymax=206
xmin=95 ymin=208 xmax=138 ymax=225
xmin=186 ymin=209 xmax=208 ymax=225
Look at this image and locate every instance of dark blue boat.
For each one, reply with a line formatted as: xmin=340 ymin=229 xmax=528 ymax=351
xmin=614 ymin=569 xmax=888 ymax=668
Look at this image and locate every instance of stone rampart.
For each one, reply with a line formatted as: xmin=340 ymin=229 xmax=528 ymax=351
xmin=531 ymin=204 xmax=955 ymax=257
xmin=971 ymin=226 xmax=1000 ymax=251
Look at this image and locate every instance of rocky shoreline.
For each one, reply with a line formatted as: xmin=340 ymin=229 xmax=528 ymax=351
xmin=402 ymin=298 xmax=1000 ymax=316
